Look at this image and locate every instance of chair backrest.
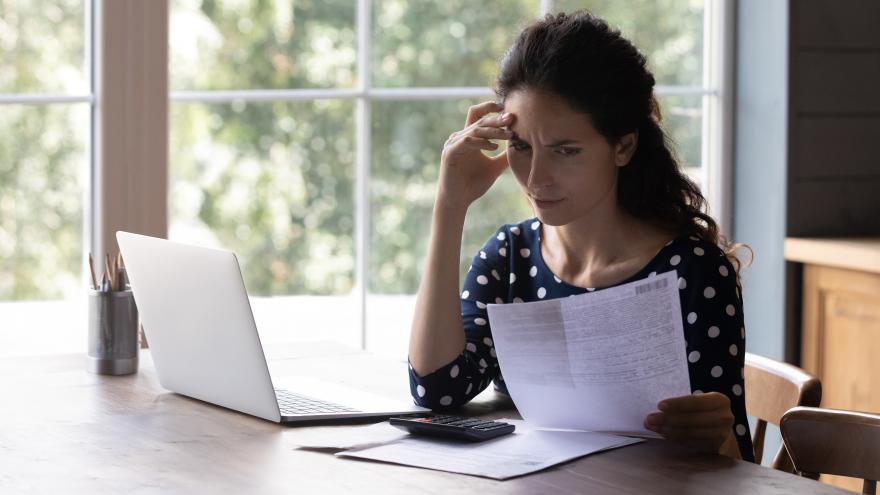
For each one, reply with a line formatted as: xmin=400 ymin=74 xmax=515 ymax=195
xmin=781 ymin=406 xmax=880 ymax=495
xmin=744 ymin=352 xmax=822 ymax=469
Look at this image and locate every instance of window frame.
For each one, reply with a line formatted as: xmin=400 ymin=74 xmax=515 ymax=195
xmin=123 ymin=0 xmax=732 ymax=350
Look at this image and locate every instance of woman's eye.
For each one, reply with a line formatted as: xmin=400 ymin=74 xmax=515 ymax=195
xmin=556 ymin=147 xmax=581 ymax=156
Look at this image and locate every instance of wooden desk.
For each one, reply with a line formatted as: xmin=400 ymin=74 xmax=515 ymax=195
xmin=0 ymin=345 xmax=851 ymax=494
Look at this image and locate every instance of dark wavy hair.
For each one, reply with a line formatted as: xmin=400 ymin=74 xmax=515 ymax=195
xmin=495 ymin=11 xmax=751 ymax=277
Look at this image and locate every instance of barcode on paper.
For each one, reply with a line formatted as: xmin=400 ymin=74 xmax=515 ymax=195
xmin=635 ymin=277 xmax=668 ymax=295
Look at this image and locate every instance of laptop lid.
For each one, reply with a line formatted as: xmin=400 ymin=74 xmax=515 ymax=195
xmin=117 ymin=231 xmax=282 ymax=422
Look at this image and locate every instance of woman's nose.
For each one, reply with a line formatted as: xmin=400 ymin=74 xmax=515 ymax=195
xmin=528 ymin=154 xmax=554 ymax=188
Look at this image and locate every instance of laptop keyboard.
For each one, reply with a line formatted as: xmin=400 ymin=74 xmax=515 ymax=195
xmin=275 ymin=389 xmax=361 ymax=415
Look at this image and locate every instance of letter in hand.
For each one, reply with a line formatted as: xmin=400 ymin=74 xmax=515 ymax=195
xmin=437 ymin=100 xmax=515 ymax=209
xmin=643 ymin=392 xmax=738 ymax=457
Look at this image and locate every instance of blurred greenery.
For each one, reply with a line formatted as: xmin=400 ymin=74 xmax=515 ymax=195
xmin=1 ymin=0 xmax=704 ymax=301
xmin=0 ymin=0 xmax=86 ymax=301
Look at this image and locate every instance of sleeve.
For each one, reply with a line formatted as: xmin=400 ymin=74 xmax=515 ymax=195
xmin=408 ymin=225 xmax=510 ymax=410
xmin=680 ymin=244 xmax=755 ymax=462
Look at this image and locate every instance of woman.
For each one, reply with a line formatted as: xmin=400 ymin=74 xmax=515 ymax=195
xmin=407 ymin=11 xmax=754 ymax=461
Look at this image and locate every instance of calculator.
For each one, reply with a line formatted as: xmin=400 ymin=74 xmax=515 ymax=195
xmin=389 ymin=415 xmax=515 ymax=442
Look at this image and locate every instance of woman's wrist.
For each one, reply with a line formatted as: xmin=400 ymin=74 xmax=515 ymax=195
xmin=433 ymin=192 xmax=470 ymax=219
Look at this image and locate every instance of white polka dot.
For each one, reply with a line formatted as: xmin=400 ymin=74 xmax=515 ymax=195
xmin=736 ymin=424 xmax=747 ymax=436
xmin=729 ymin=344 xmax=738 ymax=356
xmin=711 ymin=366 xmax=723 ymax=378
xmin=509 ymin=273 xmax=516 ymax=284
xmin=491 ymin=269 xmax=501 ymax=281
xmin=732 ymin=384 xmax=742 ymax=396
xmin=513 ymin=297 xmax=524 ymax=303
xmin=688 ymin=351 xmax=701 ymax=363
xmin=476 ymin=301 xmax=487 ymax=309
xmin=719 ymin=265 xmax=729 ymax=277
xmin=649 ymin=271 xmax=657 ymax=277
xmin=553 ymin=276 xmax=562 ymax=283
xmin=495 ymin=297 xmax=504 ymax=304
xmin=704 ymin=286 xmax=716 ymax=299
xmin=687 ymin=312 xmax=698 ymax=324
xmin=465 ymin=382 xmax=473 ymax=395
xmin=586 ymin=288 xmax=596 ymax=292
xmin=450 ymin=364 xmax=460 ymax=378
xmin=531 ymin=221 xmax=540 ymax=230
xmin=417 ymin=385 xmax=426 ymax=397
xmin=497 ymin=232 xmax=506 ymax=241
xmin=670 ymin=255 xmax=681 ymax=266
xmin=476 ymin=275 xmax=488 ymax=285
xmin=489 ymin=348 xmax=496 ymax=357
xmin=694 ymin=246 xmax=705 ymax=256
xmin=692 ymin=389 xmax=704 ymax=394
xmin=466 ymin=343 xmax=477 ymax=352
xmin=708 ymin=326 xmax=720 ymax=338
xmin=499 ymin=247 xmax=507 ymax=257
xmin=520 ymin=248 xmax=531 ymax=258
xmin=510 ymin=226 xmax=520 ymax=235
xmin=537 ymin=287 xmax=547 ymax=299
xmin=461 ymin=290 xmax=470 ymax=299
xmin=678 ymin=277 xmax=687 ymax=290
xmin=690 ymin=235 xmax=700 ymax=241
xmin=665 ymin=239 xmax=674 ymax=246
xmin=478 ymin=359 xmax=488 ymax=368
xmin=439 ymin=396 xmax=452 ymax=406
xmin=529 ymin=266 xmax=538 ymax=277
xmin=479 ymin=251 xmax=487 ymax=260
xmin=474 ymin=317 xmax=487 ymax=326
xmin=483 ymin=337 xmax=493 ymax=346
xmin=740 ymin=327 xmax=745 ymax=339
xmin=726 ymin=304 xmax=736 ymax=316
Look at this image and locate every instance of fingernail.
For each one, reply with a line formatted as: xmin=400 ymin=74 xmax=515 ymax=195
xmin=501 ymin=113 xmax=511 ymax=121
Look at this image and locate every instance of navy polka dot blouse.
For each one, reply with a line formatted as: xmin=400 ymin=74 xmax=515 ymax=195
xmin=408 ymin=218 xmax=755 ymax=462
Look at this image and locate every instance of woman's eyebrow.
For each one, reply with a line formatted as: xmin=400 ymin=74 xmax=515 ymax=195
xmin=509 ymin=132 xmax=580 ymax=147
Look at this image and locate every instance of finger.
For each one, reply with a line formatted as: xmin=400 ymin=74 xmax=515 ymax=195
xmin=471 ymin=126 xmax=513 ymax=140
xmin=477 ymin=112 xmax=515 ymax=128
xmin=466 ymin=101 xmax=504 ymax=127
xmin=658 ymin=392 xmax=729 ymax=413
xmin=459 ymin=136 xmax=499 ymax=151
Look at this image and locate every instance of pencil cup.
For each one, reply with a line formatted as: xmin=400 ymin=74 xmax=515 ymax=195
xmin=87 ymin=289 xmax=139 ymax=375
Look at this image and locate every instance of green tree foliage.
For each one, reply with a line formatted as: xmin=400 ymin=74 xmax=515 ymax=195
xmin=2 ymin=0 xmax=703 ymax=301
xmin=0 ymin=0 xmax=86 ymax=300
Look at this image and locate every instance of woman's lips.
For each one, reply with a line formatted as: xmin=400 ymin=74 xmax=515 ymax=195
xmin=533 ymin=197 xmax=565 ymax=209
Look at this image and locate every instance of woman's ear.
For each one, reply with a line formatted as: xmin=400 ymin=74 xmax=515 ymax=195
xmin=614 ymin=130 xmax=639 ymax=167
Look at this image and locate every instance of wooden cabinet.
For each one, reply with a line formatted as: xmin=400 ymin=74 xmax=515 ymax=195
xmin=786 ymin=238 xmax=880 ymax=492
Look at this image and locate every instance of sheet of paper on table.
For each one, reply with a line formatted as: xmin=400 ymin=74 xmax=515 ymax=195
xmin=487 ymin=269 xmax=691 ymax=436
xmin=336 ymin=420 xmax=642 ymax=480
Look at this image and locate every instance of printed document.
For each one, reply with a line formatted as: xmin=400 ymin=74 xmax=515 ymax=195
xmin=486 ymin=270 xmax=690 ymax=436
xmin=336 ymin=420 xmax=641 ymax=480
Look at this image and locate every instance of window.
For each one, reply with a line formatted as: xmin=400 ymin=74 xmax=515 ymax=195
xmin=168 ymin=0 xmax=729 ymax=358
xmin=0 ymin=0 xmax=91 ymax=356
xmin=1 ymin=0 xmax=727 ymax=358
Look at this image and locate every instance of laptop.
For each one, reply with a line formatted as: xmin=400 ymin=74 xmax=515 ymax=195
xmin=116 ymin=231 xmax=429 ymax=423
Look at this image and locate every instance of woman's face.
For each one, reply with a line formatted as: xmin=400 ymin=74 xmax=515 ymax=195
xmin=503 ymin=89 xmax=634 ymax=227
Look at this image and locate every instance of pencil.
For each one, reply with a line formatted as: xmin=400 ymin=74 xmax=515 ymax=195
xmin=105 ymin=254 xmax=114 ymax=292
xmin=88 ymin=254 xmax=98 ymax=290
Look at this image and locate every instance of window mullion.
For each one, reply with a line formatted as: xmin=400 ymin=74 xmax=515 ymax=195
xmin=355 ymin=0 xmax=371 ymax=350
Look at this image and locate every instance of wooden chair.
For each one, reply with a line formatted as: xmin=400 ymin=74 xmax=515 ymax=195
xmin=744 ymin=352 xmax=821 ymax=470
xmin=781 ymin=406 xmax=880 ymax=495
